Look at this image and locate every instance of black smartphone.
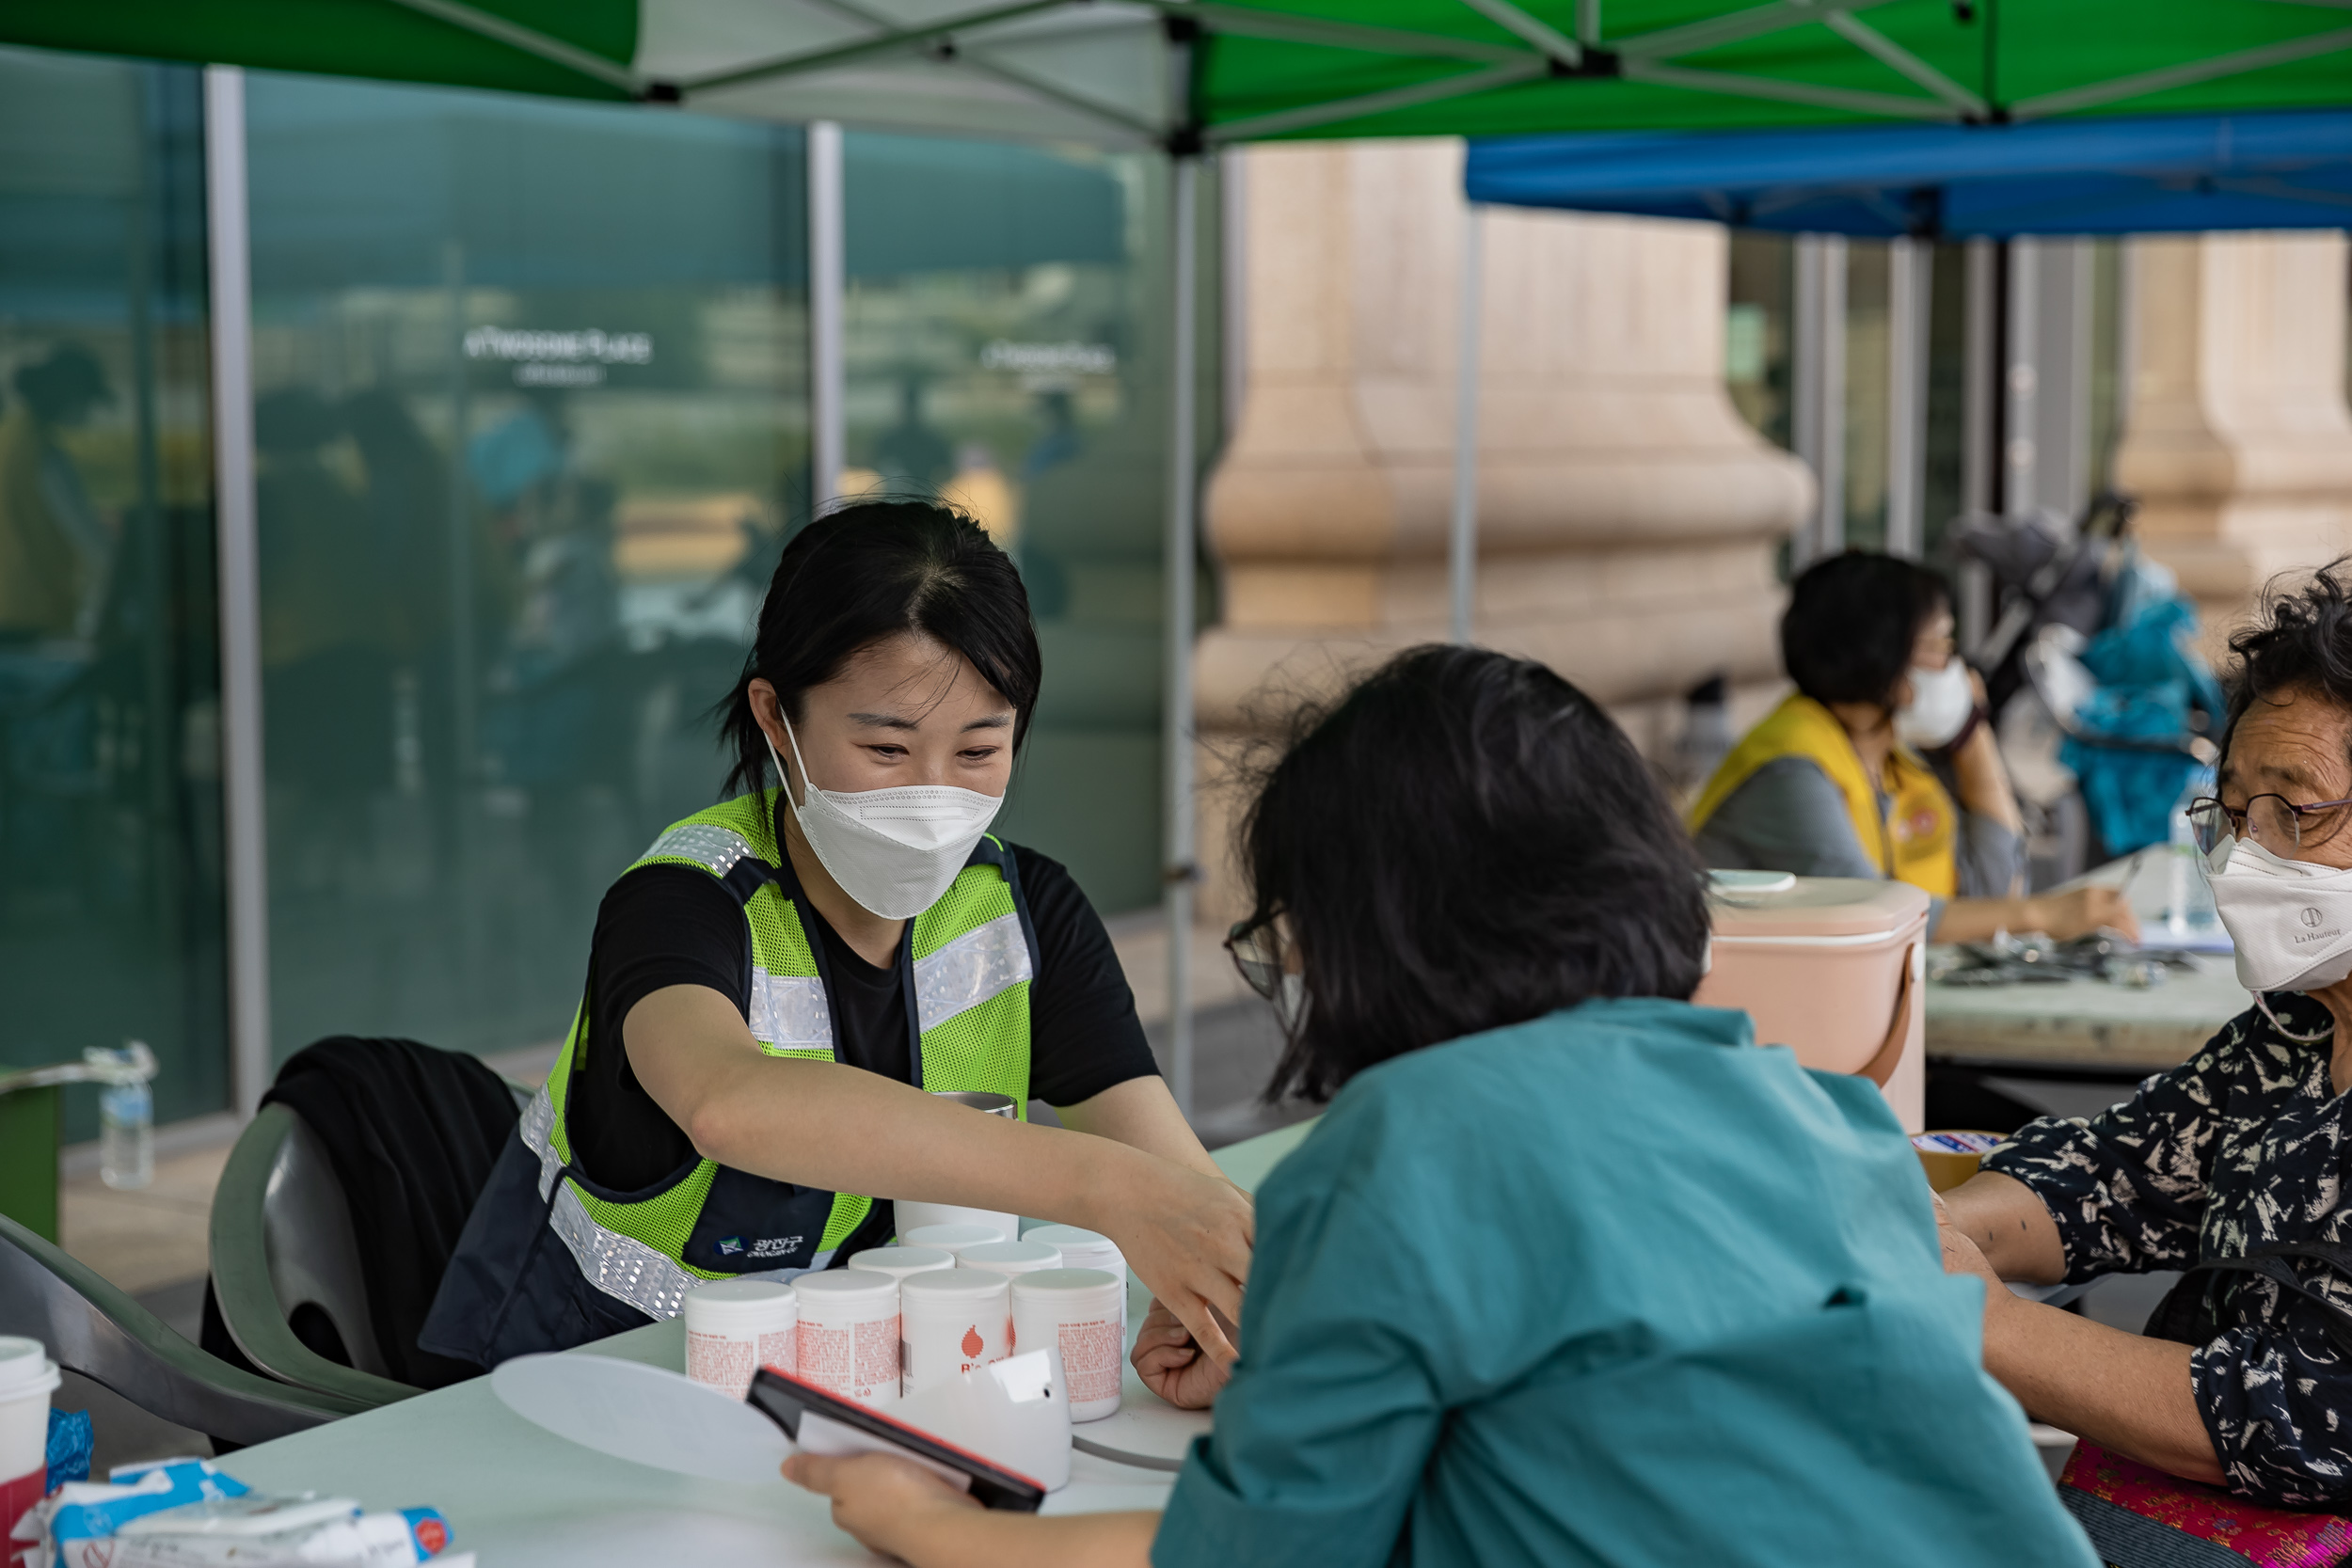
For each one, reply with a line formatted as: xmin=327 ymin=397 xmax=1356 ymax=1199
xmin=747 ymin=1366 xmax=1049 ymax=1513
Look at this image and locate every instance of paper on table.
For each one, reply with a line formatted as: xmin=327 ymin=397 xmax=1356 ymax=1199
xmin=490 ymin=1353 xmax=793 ymax=1486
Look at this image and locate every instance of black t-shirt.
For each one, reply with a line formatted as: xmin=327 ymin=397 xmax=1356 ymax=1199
xmin=564 ymin=842 xmax=1158 ymax=1195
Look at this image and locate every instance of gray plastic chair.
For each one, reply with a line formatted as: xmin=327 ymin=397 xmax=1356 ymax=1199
xmin=0 ymin=1211 xmax=363 ymax=1448
xmin=207 ymin=1082 xmax=533 ymax=1405
xmin=207 ymin=1103 xmax=420 ymax=1406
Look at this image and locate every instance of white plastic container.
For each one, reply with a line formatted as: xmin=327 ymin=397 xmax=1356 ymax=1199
xmin=682 ymin=1277 xmax=797 ymax=1399
xmin=894 ymin=1091 xmax=1023 ymax=1238
xmin=1010 ymin=1269 xmax=1125 ymax=1423
xmin=791 ymin=1270 xmax=901 ymax=1408
xmin=958 ymin=1241 xmax=1061 ymax=1280
xmin=0 ymin=1335 xmax=60 ymax=1543
xmin=898 ymin=1268 xmax=1010 ymax=1398
xmin=1691 ymin=872 xmax=1929 ymax=1132
xmin=1021 ymin=1224 xmax=1125 ymax=1283
xmin=846 ymin=1245 xmax=956 ymax=1283
xmin=900 ymin=1223 xmax=1007 ymax=1259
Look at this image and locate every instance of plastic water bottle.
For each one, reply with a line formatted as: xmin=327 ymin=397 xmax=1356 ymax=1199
xmin=2167 ymin=768 xmax=2217 ymax=938
xmin=86 ymin=1042 xmax=156 ymax=1191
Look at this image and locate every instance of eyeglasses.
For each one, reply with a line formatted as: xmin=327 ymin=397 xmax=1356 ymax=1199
xmin=1224 ymin=919 xmax=1282 ymax=1002
xmin=2186 ymin=794 xmax=2352 ymax=855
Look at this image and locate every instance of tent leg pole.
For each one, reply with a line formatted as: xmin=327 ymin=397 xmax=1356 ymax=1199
xmin=1449 ymin=202 xmax=1484 ymax=646
xmin=1886 ymin=236 xmax=1930 ymax=560
xmin=1164 ymin=154 xmax=1200 ymax=1123
xmin=808 ymin=121 xmax=845 ymax=507
xmin=205 ymin=65 xmax=271 ymax=1120
xmin=1960 ymin=237 xmax=2001 ymax=652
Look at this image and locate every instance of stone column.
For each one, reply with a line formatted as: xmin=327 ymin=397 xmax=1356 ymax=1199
xmin=1195 ymin=138 xmax=1811 ymax=921
xmin=2115 ymin=231 xmax=2352 ymax=649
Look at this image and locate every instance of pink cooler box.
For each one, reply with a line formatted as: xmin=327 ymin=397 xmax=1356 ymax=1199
xmin=1691 ymin=872 xmax=1929 ymax=1132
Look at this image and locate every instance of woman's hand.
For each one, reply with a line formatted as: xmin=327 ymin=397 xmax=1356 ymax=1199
xmin=2025 ymin=884 xmax=2140 ymax=942
xmin=1132 ymin=1297 xmax=1233 ymax=1409
xmin=784 ymin=1451 xmax=977 ymax=1561
xmin=1085 ymin=1159 xmax=1254 ymax=1367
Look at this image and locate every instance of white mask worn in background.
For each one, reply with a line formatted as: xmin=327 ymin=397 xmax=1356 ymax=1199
xmin=2204 ymin=832 xmax=2352 ymax=996
xmin=1894 ymin=658 xmax=1975 ymax=750
xmin=767 ymin=714 xmax=1003 ymax=920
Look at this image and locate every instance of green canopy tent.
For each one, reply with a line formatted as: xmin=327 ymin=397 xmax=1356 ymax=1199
xmin=9 ymin=0 xmax=2352 ymax=143
xmin=8 ymin=0 xmax=2347 ymax=1111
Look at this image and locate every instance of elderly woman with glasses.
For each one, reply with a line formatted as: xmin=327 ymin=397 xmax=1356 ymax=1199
xmin=1941 ymin=562 xmax=2352 ymax=1510
xmin=786 ymin=644 xmax=2092 ymax=1568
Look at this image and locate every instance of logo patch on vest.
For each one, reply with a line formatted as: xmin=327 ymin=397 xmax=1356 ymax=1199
xmin=718 ymin=1236 xmax=745 ymax=1256
xmin=749 ymin=1237 xmax=802 ymax=1259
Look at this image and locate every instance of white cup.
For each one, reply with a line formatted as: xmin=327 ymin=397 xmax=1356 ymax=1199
xmin=959 ymin=1241 xmax=1062 ymax=1281
xmin=791 ymin=1270 xmax=902 ymax=1407
xmin=898 ymin=1268 xmax=1011 ymax=1398
xmin=1021 ymin=1224 xmax=1126 ymax=1283
xmin=900 ymin=1223 xmax=1007 ymax=1259
xmin=847 ymin=1246 xmax=956 ymax=1284
xmin=682 ymin=1278 xmax=798 ymax=1400
xmin=895 ymin=1199 xmax=1022 ymax=1239
xmin=1011 ymin=1270 xmax=1126 ymax=1422
xmin=0 ymin=1336 xmax=60 ymax=1538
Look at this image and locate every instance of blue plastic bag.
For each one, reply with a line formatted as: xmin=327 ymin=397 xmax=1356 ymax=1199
xmin=45 ymin=1407 xmax=90 ymax=1491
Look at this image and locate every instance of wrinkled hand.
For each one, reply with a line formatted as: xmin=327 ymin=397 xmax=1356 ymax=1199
xmin=1094 ymin=1162 xmax=1253 ymax=1368
xmin=2032 ymin=884 xmax=2140 ymax=943
xmin=1132 ymin=1297 xmax=1234 ymax=1410
xmin=783 ymin=1450 xmax=977 ymax=1559
xmin=1932 ymin=1192 xmax=2009 ymax=1326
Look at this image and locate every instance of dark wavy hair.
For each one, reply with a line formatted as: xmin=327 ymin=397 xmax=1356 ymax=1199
xmin=716 ymin=499 xmax=1041 ymax=800
xmin=1240 ymin=645 xmax=1712 ymax=1103
xmin=2221 ymin=558 xmax=2352 ymax=759
xmin=1782 ymin=550 xmax=1952 ymax=709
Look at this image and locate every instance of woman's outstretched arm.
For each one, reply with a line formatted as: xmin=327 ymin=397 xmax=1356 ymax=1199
xmin=785 ymin=1452 xmax=1156 ymax=1568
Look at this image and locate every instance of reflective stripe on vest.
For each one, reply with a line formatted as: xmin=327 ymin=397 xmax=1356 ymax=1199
xmin=516 ymin=1084 xmax=827 ymax=1320
xmin=531 ymin=791 xmax=1035 ymax=1320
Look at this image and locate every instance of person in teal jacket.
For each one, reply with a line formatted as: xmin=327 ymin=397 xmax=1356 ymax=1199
xmin=787 ymin=645 xmax=2096 ymax=1568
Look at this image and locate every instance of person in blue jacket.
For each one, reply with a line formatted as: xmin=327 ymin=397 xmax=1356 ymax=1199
xmin=787 ymin=644 xmax=2095 ymax=1568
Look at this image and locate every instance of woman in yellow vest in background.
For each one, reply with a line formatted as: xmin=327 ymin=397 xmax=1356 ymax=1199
xmin=1690 ymin=551 xmax=2134 ymax=943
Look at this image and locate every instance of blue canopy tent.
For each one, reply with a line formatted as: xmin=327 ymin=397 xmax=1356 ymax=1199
xmin=1459 ymin=109 xmax=2320 ymax=861
xmin=1461 ymin=108 xmax=2352 ymax=237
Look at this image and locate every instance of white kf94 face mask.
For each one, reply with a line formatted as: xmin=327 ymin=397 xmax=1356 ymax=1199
xmin=2205 ymin=832 xmax=2352 ymax=995
xmin=767 ymin=714 xmax=1004 ymax=921
xmin=1894 ymin=658 xmax=1974 ymax=751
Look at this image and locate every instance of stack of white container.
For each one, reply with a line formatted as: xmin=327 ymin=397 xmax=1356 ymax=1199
xmin=680 ymin=1221 xmax=1129 ymax=1422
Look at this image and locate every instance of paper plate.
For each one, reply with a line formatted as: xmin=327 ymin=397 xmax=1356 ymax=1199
xmin=491 ymin=1353 xmax=792 ymax=1486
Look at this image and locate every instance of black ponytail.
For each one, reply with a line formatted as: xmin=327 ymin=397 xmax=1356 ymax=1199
xmin=716 ymin=499 xmax=1041 ymax=800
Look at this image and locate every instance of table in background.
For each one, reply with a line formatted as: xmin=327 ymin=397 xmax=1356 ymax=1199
xmin=1926 ymin=853 xmax=2247 ymax=1083
xmin=221 ymin=1122 xmax=1320 ymax=1568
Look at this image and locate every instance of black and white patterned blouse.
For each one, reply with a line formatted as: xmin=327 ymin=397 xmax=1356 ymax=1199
xmin=1983 ymin=991 xmax=2352 ymax=1507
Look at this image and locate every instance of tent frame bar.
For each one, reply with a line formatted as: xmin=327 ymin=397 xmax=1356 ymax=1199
xmin=380 ymin=0 xmax=639 ymax=90
xmin=2010 ymin=24 xmax=2352 ymax=119
xmin=1613 ymin=0 xmax=1897 ymax=62
xmin=679 ymin=0 xmax=1071 ymax=95
xmin=1456 ymin=0 xmax=1583 ymax=68
xmin=1210 ymin=60 xmax=1546 ymax=142
xmin=1824 ymin=14 xmax=1987 ymax=116
xmin=799 ymin=0 xmax=1165 ymax=139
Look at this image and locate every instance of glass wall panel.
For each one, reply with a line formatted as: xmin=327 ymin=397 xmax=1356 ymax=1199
xmin=245 ymin=73 xmax=808 ymax=1064
xmin=842 ymin=134 xmax=1174 ymax=916
xmin=0 ymin=47 xmax=225 ymax=1132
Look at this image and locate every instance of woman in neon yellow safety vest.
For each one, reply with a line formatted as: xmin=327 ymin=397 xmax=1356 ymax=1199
xmin=1688 ymin=551 xmax=2133 ymax=943
xmin=422 ymin=500 xmax=1250 ymax=1372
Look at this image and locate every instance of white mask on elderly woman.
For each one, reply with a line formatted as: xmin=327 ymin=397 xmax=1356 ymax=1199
xmin=2204 ymin=832 xmax=2352 ymax=997
xmin=1894 ymin=658 xmax=1974 ymax=750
